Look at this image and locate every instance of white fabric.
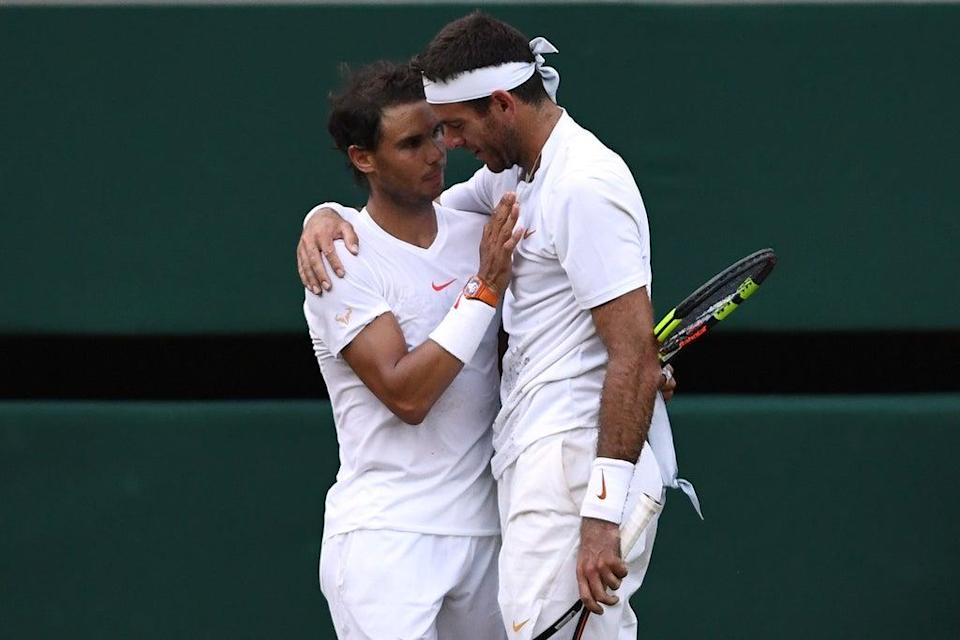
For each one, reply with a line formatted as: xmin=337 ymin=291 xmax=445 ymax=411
xmin=438 ymin=110 xmax=700 ymax=515
xmin=429 ymin=295 xmax=498 ymax=364
xmin=302 ymin=201 xmax=340 ymax=228
xmin=304 ymin=203 xmax=501 ymax=540
xmin=580 ymin=457 xmax=635 ymax=525
xmin=423 ymin=36 xmax=560 ymax=104
xmin=320 ymin=530 xmax=504 ymax=640
xmin=496 ymin=428 xmax=663 ymax=640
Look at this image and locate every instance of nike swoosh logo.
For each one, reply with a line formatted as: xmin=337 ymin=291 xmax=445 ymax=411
xmin=523 ymin=228 xmax=536 ymax=239
xmin=597 ymin=469 xmax=607 ymax=500
xmin=432 ymin=278 xmax=457 ymax=291
xmin=512 ymin=619 xmax=530 ymax=632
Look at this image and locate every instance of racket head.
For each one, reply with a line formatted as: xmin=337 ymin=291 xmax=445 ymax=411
xmin=657 ymin=248 xmax=777 ymax=362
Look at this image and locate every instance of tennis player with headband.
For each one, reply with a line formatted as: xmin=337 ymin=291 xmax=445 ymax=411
xmin=299 ymin=12 xmax=698 ymax=639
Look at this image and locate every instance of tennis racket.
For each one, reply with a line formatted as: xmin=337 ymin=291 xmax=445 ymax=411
xmin=532 ymin=494 xmax=661 ymax=640
xmin=533 ymin=248 xmax=777 ymax=640
xmin=655 ymin=248 xmax=777 ymax=364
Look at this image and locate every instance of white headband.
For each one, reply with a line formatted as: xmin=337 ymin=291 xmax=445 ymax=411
xmin=423 ymin=36 xmax=560 ymax=105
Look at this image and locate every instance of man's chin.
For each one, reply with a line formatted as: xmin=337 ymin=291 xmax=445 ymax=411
xmin=483 ymin=160 xmax=509 ymax=174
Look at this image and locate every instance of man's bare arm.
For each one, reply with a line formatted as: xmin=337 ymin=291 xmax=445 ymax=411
xmin=593 ymin=287 xmax=662 ymax=461
xmin=341 ymin=314 xmax=465 ymax=425
xmin=576 ymin=287 xmax=662 ymax=614
xmin=330 ymin=194 xmax=521 ymax=424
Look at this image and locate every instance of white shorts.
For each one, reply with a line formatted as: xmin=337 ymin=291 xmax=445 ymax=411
xmin=319 ymin=529 xmax=505 ymax=640
xmin=497 ymin=428 xmax=664 ymax=640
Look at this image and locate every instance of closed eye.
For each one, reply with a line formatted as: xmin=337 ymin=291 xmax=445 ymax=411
xmin=398 ymin=135 xmax=423 ymax=149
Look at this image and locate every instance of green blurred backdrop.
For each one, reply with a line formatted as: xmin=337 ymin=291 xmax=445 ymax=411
xmin=2 ymin=3 xmax=958 ymax=639
xmin=2 ymin=4 xmax=958 ymax=333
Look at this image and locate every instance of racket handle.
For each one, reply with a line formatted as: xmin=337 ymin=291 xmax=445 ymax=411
xmin=619 ymin=493 xmax=662 ymax=558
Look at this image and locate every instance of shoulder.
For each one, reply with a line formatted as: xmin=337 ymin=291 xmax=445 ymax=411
xmin=549 ymin=136 xmax=642 ymax=212
xmin=555 ymin=115 xmax=634 ymax=181
xmin=324 ymin=230 xmax=388 ymax=293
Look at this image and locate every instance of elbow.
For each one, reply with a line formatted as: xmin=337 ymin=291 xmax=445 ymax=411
xmin=390 ymin=399 xmax=430 ymax=426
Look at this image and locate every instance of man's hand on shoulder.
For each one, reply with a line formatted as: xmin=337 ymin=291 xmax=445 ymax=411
xmin=297 ymin=205 xmax=360 ymax=295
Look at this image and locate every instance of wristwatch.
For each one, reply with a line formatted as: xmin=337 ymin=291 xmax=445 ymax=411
xmin=462 ymin=276 xmax=499 ymax=308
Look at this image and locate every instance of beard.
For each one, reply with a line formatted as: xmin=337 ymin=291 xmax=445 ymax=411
xmin=479 ymin=122 xmax=520 ymax=174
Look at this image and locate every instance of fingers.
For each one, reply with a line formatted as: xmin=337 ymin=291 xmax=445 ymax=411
xmin=297 ymin=239 xmax=326 ymax=295
xmin=341 ymin=220 xmax=360 ymax=255
xmin=299 ymin=207 xmax=358 ymax=294
xmin=578 ymin=562 xmax=621 ymax=614
xmin=577 ymin=550 xmax=627 ymax=616
xmin=307 ymin=242 xmax=332 ymax=294
xmin=577 ymin=564 xmax=602 ymax=615
xmin=503 ymin=227 xmax=524 ymax=253
xmin=492 ymin=192 xmax=517 ymax=224
xmin=660 ymin=364 xmax=677 ymax=402
xmin=498 ymin=204 xmax=521 ymax=246
xmin=660 ymin=364 xmax=674 ymax=386
xmin=319 ymin=235 xmax=346 ymax=279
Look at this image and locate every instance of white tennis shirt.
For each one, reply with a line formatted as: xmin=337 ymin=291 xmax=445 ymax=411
xmin=441 ymin=111 xmax=698 ymax=513
xmin=304 ymin=205 xmax=501 ymax=540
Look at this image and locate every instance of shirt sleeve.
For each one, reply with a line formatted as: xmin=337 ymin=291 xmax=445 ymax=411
xmin=303 ymin=241 xmax=391 ymax=357
xmin=439 ymin=167 xmax=496 ymax=215
xmin=551 ymin=171 xmax=652 ymax=310
xmin=301 ymin=201 xmax=361 ymax=228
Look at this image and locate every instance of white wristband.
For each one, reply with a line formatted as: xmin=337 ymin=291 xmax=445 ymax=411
xmin=580 ymin=457 xmax=635 ymax=525
xmin=428 ymin=296 xmax=497 ymax=364
xmin=303 ymin=201 xmax=345 ymax=228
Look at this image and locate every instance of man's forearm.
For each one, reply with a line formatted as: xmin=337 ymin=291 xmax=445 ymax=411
xmin=595 ymin=350 xmax=660 ymax=462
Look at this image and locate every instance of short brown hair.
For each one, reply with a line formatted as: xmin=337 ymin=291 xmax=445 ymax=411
xmin=415 ymin=11 xmax=549 ymax=112
xmin=327 ymin=60 xmax=424 ymax=184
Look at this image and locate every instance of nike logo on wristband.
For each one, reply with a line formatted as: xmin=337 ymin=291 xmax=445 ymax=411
xmin=523 ymin=228 xmax=536 ymax=239
xmin=432 ymin=278 xmax=457 ymax=291
xmin=597 ymin=470 xmax=607 ymax=500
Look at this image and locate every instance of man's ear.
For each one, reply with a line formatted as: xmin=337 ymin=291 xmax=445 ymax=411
xmin=489 ymin=89 xmax=517 ymax=117
xmin=347 ymin=145 xmax=375 ymax=177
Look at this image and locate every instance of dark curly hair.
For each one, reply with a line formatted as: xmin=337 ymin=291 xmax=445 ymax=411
xmin=414 ymin=11 xmax=549 ymax=114
xmin=327 ymin=60 xmax=425 ymax=184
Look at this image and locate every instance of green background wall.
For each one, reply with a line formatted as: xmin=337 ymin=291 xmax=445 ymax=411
xmin=2 ymin=4 xmax=958 ymax=333
xmin=2 ymin=397 xmax=958 ymax=638
xmin=2 ymin=4 xmax=958 ymax=639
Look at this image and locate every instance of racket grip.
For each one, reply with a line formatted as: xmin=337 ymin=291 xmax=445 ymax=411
xmin=619 ymin=493 xmax=662 ymax=558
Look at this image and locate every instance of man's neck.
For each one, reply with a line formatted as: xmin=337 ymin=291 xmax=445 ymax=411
xmin=517 ymin=102 xmax=563 ymax=180
xmin=365 ymin=192 xmax=437 ymax=249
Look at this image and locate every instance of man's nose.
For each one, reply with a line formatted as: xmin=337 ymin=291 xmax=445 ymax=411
xmin=426 ymin=137 xmax=445 ymax=164
xmin=443 ymin=130 xmax=463 ymax=149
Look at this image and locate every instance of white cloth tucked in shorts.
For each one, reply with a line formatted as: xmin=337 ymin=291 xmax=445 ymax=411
xmin=320 ymin=529 xmax=504 ymax=640
xmin=496 ymin=428 xmax=664 ymax=640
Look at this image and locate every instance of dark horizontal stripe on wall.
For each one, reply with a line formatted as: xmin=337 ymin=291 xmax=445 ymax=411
xmin=1 ymin=331 xmax=957 ymax=400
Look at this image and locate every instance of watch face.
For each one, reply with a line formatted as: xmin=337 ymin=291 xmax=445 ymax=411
xmin=465 ymin=278 xmax=480 ymax=295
